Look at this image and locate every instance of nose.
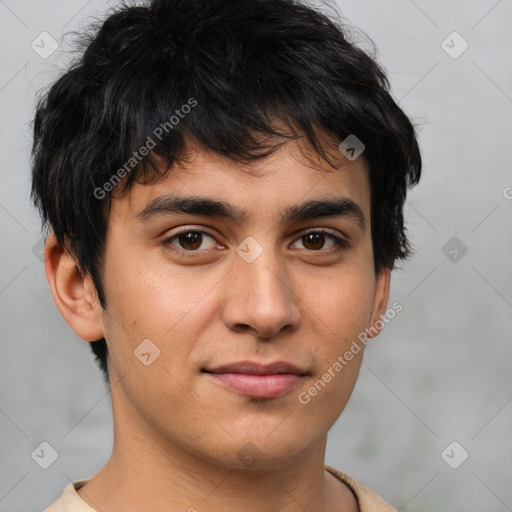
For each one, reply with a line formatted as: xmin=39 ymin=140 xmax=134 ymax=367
xmin=220 ymin=242 xmax=301 ymax=339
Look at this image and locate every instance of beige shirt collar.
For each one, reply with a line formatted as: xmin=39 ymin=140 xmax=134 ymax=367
xmin=44 ymin=465 xmax=397 ymax=512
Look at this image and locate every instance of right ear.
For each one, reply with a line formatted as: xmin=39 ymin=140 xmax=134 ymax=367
xmin=44 ymin=233 xmax=105 ymax=341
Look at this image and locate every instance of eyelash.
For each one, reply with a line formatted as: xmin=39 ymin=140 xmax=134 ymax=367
xmin=161 ymin=228 xmax=348 ymax=257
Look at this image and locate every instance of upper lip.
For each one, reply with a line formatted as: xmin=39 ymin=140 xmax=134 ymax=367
xmin=203 ymin=360 xmax=307 ymax=376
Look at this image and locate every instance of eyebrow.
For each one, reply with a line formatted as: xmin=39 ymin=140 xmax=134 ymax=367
xmin=136 ymin=194 xmax=365 ymax=230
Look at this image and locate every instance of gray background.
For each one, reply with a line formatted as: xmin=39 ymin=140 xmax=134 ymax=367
xmin=1 ymin=0 xmax=511 ymax=510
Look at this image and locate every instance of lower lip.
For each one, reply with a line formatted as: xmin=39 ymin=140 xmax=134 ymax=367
xmin=205 ymin=372 xmax=303 ymax=398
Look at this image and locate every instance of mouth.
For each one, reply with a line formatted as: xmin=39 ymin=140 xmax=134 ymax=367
xmin=201 ymin=360 xmax=308 ymax=398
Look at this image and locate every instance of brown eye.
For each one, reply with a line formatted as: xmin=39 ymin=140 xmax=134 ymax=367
xmin=302 ymin=232 xmax=326 ymax=250
xmin=163 ymin=229 xmax=218 ymax=254
xmin=292 ymin=230 xmax=347 ymax=252
xmin=177 ymin=231 xmax=203 ymax=250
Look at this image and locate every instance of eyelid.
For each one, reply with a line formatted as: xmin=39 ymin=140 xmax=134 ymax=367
xmin=161 ymin=227 xmax=220 ymax=247
xmin=161 ymin=226 xmax=349 ymax=254
xmin=292 ymin=227 xmax=346 ymax=240
xmin=291 ymin=228 xmax=349 ymax=251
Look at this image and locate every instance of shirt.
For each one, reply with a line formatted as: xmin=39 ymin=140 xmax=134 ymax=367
xmin=43 ymin=464 xmax=397 ymax=511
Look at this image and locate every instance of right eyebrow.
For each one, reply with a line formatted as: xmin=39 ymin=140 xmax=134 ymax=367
xmin=137 ymin=194 xmax=250 ymax=223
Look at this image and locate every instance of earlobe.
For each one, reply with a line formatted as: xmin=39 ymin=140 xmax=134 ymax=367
xmin=368 ymin=268 xmax=391 ymax=339
xmin=44 ymin=232 xmax=105 ymax=341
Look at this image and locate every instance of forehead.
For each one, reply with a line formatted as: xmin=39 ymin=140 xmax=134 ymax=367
xmin=112 ymin=137 xmax=371 ymax=225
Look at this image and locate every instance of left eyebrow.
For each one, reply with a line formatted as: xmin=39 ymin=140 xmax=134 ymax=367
xmin=281 ymin=197 xmax=365 ymax=230
xmin=136 ymin=194 xmax=365 ymax=231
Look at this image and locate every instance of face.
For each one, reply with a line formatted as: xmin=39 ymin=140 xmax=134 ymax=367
xmin=96 ymin=137 xmax=389 ymax=470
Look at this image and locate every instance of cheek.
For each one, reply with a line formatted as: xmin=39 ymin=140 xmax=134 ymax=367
xmin=300 ymin=267 xmax=376 ymax=341
xmin=102 ymin=246 xmax=210 ymax=332
xmin=100 ymin=250 xmax=224 ymax=379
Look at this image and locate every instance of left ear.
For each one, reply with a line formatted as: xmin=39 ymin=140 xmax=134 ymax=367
xmin=368 ymin=267 xmax=391 ymax=339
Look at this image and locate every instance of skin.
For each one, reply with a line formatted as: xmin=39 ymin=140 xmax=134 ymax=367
xmin=45 ymin=135 xmax=390 ymax=512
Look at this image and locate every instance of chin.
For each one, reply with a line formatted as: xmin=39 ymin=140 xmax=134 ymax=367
xmin=199 ymin=432 xmax=316 ymax=471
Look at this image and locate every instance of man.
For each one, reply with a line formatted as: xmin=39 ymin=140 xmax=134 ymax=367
xmin=32 ymin=0 xmax=421 ymax=510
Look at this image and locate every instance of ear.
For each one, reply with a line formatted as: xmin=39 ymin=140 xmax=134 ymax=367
xmin=44 ymin=232 xmax=105 ymax=341
xmin=367 ymin=267 xmax=391 ymax=339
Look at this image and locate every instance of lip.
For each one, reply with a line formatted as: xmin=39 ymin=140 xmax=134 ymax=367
xmin=206 ymin=373 xmax=303 ymax=398
xmin=204 ymin=360 xmax=307 ymax=376
xmin=202 ymin=360 xmax=308 ymax=398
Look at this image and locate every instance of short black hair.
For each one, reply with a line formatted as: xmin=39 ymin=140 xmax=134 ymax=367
xmin=31 ymin=0 xmax=422 ymax=384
